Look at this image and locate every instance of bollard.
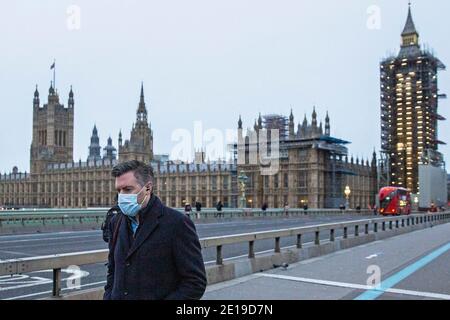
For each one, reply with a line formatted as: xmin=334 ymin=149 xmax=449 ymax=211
xmin=249 ymin=241 xmax=255 ymax=258
xmin=365 ymin=224 xmax=369 ymax=235
xmin=297 ymin=234 xmax=302 ymax=248
xmin=343 ymin=227 xmax=348 ymax=239
xmin=396 ymin=220 xmax=399 ymax=229
xmin=374 ymin=222 xmax=378 ymax=233
xmin=382 ymin=222 xmax=386 ymax=231
xmin=401 ymin=219 xmax=404 ymax=227
xmin=355 ymin=225 xmax=359 ymax=237
xmin=53 ymin=268 xmax=62 ymax=297
xmin=315 ymin=231 xmax=320 ymax=245
xmin=389 ymin=221 xmax=393 ymax=230
xmin=275 ymin=237 xmax=281 ymax=253
xmin=216 ymin=245 xmax=223 ymax=265
xmin=330 ymin=229 xmax=335 ymax=242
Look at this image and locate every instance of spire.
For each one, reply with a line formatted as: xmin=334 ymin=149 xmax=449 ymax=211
xmin=140 ymin=81 xmax=144 ymax=102
xmin=238 ymin=115 xmax=242 ymax=129
xmin=88 ymin=124 xmax=101 ymax=162
xmin=401 ymin=2 xmax=419 ymax=48
xmin=103 ymin=135 xmax=117 ymax=161
xmin=68 ymin=85 xmax=74 ymax=108
xmin=402 ymin=2 xmax=418 ymax=36
xmin=325 ymin=111 xmax=330 ymax=136
xmin=136 ymin=83 xmax=148 ymax=123
xmin=371 ymin=148 xmax=377 ymax=167
xmin=289 ymin=109 xmax=295 ymax=138
xmin=258 ymin=113 xmax=263 ymax=128
xmin=49 ymin=81 xmax=55 ymax=95
xmin=33 ymin=85 xmax=40 ymax=107
xmin=302 ymin=114 xmax=308 ymax=127
xmin=118 ymin=130 xmax=123 ymax=147
xmin=311 ymin=106 xmax=317 ymax=127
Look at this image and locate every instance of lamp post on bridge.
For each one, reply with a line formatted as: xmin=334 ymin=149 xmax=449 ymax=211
xmin=238 ymin=171 xmax=248 ymax=208
xmin=344 ymin=185 xmax=351 ymax=210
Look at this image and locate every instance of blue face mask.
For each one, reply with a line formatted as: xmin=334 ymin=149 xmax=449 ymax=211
xmin=118 ymin=186 xmax=148 ymax=217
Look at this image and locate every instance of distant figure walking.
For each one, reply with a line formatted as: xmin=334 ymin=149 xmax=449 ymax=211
xmin=216 ymin=201 xmax=223 ymax=218
xmin=184 ymin=203 xmax=192 ymax=218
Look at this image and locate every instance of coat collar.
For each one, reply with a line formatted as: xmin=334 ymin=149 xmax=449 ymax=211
xmin=126 ymin=194 xmax=164 ymax=260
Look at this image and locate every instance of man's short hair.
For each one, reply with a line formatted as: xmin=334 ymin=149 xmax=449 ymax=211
xmin=111 ymin=160 xmax=154 ymax=187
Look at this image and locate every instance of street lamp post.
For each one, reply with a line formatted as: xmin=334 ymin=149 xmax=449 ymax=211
xmin=238 ymin=171 xmax=248 ymax=208
xmin=344 ymin=185 xmax=351 ymax=210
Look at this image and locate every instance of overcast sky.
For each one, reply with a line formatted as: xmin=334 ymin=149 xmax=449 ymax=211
xmin=0 ymin=0 xmax=449 ymax=173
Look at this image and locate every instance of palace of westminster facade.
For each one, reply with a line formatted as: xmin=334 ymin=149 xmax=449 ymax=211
xmin=0 ymin=81 xmax=377 ymax=210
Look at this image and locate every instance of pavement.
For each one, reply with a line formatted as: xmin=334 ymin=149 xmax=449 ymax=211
xmin=203 ymin=221 xmax=450 ymax=300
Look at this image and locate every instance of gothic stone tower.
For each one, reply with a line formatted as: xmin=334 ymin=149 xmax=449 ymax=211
xmin=87 ymin=125 xmax=102 ymax=162
xmin=30 ymin=83 xmax=74 ymax=174
xmin=118 ymin=83 xmax=154 ymax=163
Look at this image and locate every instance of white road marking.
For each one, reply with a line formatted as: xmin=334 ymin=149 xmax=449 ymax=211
xmin=259 ymin=274 xmax=450 ymax=300
xmin=0 ymin=230 xmax=101 ymax=240
xmin=365 ymin=253 xmax=383 ymax=259
xmin=205 ymin=274 xmax=263 ymax=293
xmin=0 ymin=275 xmax=50 ymax=285
xmin=0 ymin=235 xmax=101 ymax=244
xmin=0 ymin=269 xmax=89 ymax=292
xmin=4 ymin=280 xmax=107 ymax=300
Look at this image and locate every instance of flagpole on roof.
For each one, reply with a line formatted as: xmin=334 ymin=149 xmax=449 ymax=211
xmin=53 ymin=59 xmax=56 ymax=90
xmin=50 ymin=59 xmax=56 ymax=91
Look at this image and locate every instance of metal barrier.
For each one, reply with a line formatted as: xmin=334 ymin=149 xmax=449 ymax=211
xmin=1 ymin=211 xmax=449 ymax=299
xmin=0 ymin=207 xmax=373 ymax=233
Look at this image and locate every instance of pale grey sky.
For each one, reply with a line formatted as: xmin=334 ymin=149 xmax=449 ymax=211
xmin=0 ymin=0 xmax=449 ymax=173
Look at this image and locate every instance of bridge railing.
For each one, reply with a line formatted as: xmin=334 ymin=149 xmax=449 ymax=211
xmin=0 ymin=207 xmax=372 ymax=231
xmin=1 ymin=211 xmax=448 ymax=298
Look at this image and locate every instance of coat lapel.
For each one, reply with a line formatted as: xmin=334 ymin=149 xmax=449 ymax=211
xmin=126 ymin=197 xmax=163 ymax=260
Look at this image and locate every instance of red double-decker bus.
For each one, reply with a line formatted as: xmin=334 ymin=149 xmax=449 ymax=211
xmin=378 ymin=187 xmax=411 ymax=216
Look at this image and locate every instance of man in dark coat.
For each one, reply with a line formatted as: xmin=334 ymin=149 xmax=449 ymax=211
xmin=104 ymin=160 xmax=207 ymax=300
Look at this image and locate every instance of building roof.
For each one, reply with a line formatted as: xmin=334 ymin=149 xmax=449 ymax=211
xmin=402 ymin=5 xmax=418 ymax=36
xmin=318 ymin=135 xmax=350 ymax=145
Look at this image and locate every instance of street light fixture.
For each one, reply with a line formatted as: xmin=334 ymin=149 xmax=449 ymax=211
xmin=344 ymin=185 xmax=351 ymax=209
xmin=237 ymin=171 xmax=248 ymax=208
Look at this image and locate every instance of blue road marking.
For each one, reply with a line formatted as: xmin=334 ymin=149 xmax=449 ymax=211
xmin=355 ymin=242 xmax=450 ymax=300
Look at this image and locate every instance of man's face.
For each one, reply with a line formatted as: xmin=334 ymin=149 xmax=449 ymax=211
xmin=115 ymin=171 xmax=151 ymax=204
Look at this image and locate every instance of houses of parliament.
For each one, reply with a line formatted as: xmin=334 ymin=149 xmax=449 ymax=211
xmin=0 ymin=79 xmax=377 ymax=210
